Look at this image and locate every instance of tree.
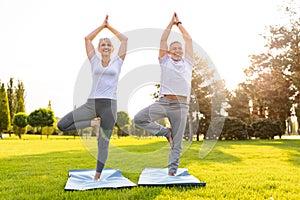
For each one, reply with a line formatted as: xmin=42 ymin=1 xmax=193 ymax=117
xmin=6 ymin=78 xmax=26 ymax=119
xmin=243 ymin=0 xmax=299 ymax=128
xmin=0 ymin=83 xmax=11 ymax=133
xmin=210 ymin=79 xmax=227 ymax=117
xmin=243 ymin=61 xmax=293 ymax=129
xmin=267 ymin=2 xmax=300 ymax=91
xmin=115 ymin=111 xmax=130 ymax=137
xmin=192 ymin=54 xmax=228 ymax=140
xmin=13 ymin=112 xmax=28 ymax=139
xmin=15 ymin=80 xmax=26 ymax=113
xmin=276 ymin=2 xmax=300 ymax=121
xmin=7 ymin=78 xmax=15 ymax=124
xmin=226 ymin=83 xmax=252 ymax=124
xmin=191 ymin=54 xmax=213 ymax=140
xmin=28 ymin=108 xmax=55 ymax=139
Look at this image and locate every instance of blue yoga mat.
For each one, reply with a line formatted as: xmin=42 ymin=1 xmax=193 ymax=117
xmin=64 ymin=168 xmax=136 ymax=190
xmin=138 ymin=168 xmax=206 ymax=186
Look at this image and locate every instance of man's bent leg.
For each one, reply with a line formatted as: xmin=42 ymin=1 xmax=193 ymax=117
xmin=134 ymin=100 xmax=169 ymax=136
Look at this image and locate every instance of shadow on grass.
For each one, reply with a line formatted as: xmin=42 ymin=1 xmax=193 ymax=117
xmin=240 ymin=139 xmax=300 ymax=167
xmin=181 ymin=139 xmax=300 ymax=167
xmin=220 ymin=139 xmax=300 ymax=151
xmin=180 ymin=141 xmax=242 ymax=165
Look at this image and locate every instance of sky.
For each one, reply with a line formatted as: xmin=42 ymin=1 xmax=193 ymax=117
xmin=0 ymin=0 xmax=285 ymax=118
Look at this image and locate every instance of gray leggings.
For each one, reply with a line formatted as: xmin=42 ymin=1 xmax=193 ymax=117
xmin=134 ymin=97 xmax=189 ymax=174
xmin=57 ymin=98 xmax=117 ymax=173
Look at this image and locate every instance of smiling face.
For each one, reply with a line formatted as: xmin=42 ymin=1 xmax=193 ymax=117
xmin=98 ymin=38 xmax=113 ymax=57
xmin=169 ymin=41 xmax=183 ymax=61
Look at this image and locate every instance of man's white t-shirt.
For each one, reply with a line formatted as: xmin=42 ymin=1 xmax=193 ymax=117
xmin=158 ymin=54 xmax=193 ymax=97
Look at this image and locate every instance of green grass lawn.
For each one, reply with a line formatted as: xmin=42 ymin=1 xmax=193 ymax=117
xmin=0 ymin=135 xmax=299 ymax=200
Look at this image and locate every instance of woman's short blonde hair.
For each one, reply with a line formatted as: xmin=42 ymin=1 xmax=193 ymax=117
xmin=98 ymin=38 xmax=113 ymax=48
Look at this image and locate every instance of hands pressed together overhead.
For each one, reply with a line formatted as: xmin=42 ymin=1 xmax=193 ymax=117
xmin=103 ymin=15 xmax=109 ymax=27
xmin=169 ymin=12 xmax=182 ymax=27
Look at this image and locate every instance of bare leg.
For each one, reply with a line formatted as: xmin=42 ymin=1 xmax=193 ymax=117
xmin=94 ymin=172 xmax=101 ymax=181
xmin=168 ymin=171 xmax=175 ymax=176
xmin=166 ymin=129 xmax=173 ymax=149
xmin=91 ymin=119 xmax=100 ymax=140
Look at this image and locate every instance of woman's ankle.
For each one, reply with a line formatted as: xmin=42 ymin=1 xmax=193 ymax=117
xmin=94 ymin=172 xmax=101 ymax=181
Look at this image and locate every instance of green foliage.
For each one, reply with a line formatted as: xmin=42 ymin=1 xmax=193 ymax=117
xmin=192 ymin=54 xmax=215 ymax=120
xmin=6 ymin=78 xmax=26 ymax=122
xmin=28 ymin=108 xmax=55 ymax=136
xmin=226 ymin=84 xmax=251 ymax=124
xmin=6 ymin=78 xmax=15 ymax=122
xmin=16 ymin=96 xmax=25 ymax=113
xmin=223 ymin=117 xmax=248 ymax=140
xmin=243 ymin=1 xmax=299 ymax=122
xmin=116 ymin=110 xmax=131 ymax=128
xmin=13 ymin=112 xmax=28 ymax=139
xmin=28 ymin=108 xmax=54 ymax=127
xmin=116 ymin=111 xmax=131 ymax=137
xmin=251 ymin=119 xmax=283 ymax=139
xmin=0 ymin=83 xmax=11 ymax=132
xmin=209 ymin=116 xmax=248 ymax=140
xmin=15 ymin=80 xmax=26 ymax=113
xmin=192 ymin=54 xmax=228 ymax=139
xmin=242 ymin=70 xmax=292 ymax=121
xmin=13 ymin=112 xmax=28 ymax=128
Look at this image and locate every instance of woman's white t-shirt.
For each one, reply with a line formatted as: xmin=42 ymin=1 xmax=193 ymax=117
xmin=88 ymin=54 xmax=123 ymax=100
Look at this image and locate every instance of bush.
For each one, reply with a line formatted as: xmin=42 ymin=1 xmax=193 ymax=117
xmin=13 ymin=112 xmax=28 ymax=139
xmin=250 ymin=119 xmax=283 ymax=139
xmin=207 ymin=116 xmax=248 ymax=140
